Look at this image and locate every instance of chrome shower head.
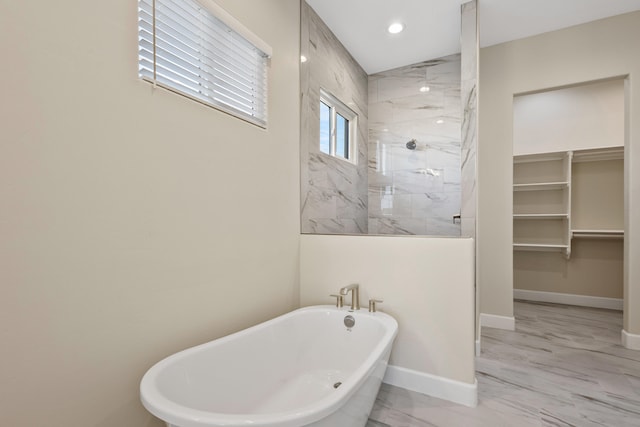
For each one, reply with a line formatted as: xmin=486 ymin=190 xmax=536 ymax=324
xmin=406 ymin=139 xmax=417 ymax=150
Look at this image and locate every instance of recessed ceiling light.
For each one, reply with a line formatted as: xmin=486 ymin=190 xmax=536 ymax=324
xmin=419 ymin=86 xmax=430 ymax=93
xmin=436 ymin=119 xmax=444 ymax=124
xmin=387 ymin=23 xmax=404 ymax=34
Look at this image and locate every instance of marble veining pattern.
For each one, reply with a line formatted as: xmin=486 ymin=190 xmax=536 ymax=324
xmin=368 ymin=55 xmax=461 ymax=236
xmin=367 ymin=301 xmax=640 ymax=426
xmin=460 ymin=0 xmax=478 ymax=238
xmin=300 ymin=2 xmax=368 ymax=234
xmin=301 ymin=1 xmax=474 ymax=236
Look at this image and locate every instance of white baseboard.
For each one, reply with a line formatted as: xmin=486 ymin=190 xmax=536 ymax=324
xmin=514 ymin=289 xmax=623 ymax=311
xmin=479 ymin=313 xmax=515 ymax=331
xmin=622 ymin=330 xmax=640 ymax=350
xmin=383 ymin=365 xmax=477 ymax=408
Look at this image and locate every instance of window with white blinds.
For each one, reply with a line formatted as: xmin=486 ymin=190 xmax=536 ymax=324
xmin=138 ymin=0 xmax=271 ymax=128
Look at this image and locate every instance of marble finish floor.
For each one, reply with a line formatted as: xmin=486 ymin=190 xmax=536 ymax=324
xmin=368 ymin=301 xmax=640 ymax=426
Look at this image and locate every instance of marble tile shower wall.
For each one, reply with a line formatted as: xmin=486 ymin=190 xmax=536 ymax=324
xmin=368 ymin=55 xmax=462 ymax=235
xmin=300 ymin=3 xmax=369 ymax=234
xmin=460 ymin=0 xmax=478 ymax=238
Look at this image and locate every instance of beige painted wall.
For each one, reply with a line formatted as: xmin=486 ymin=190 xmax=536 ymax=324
xmin=300 ymin=234 xmax=476 ymax=384
xmin=0 ymin=1 xmax=300 ymax=426
xmin=514 ymin=240 xmax=624 ymax=298
xmin=513 ymin=79 xmax=624 ymax=155
xmin=478 ymin=11 xmax=640 ymax=335
xmin=572 ymin=160 xmax=625 ymax=230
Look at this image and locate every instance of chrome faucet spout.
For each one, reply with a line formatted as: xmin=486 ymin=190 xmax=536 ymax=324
xmin=339 ymin=284 xmax=360 ymax=310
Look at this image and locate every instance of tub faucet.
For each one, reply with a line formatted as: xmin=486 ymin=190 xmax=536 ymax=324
xmin=339 ymin=284 xmax=360 ymax=310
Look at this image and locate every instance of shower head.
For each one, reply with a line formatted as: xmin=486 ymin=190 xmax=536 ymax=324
xmin=406 ymin=139 xmax=417 ymax=150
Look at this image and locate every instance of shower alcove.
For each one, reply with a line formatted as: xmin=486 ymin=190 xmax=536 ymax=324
xmin=299 ymin=0 xmax=477 ymax=238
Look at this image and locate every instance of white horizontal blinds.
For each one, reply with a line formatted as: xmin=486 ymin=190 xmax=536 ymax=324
xmin=138 ymin=0 xmax=269 ymax=127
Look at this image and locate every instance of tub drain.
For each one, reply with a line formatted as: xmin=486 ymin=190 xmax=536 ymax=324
xmin=333 ymin=382 xmax=342 ymax=389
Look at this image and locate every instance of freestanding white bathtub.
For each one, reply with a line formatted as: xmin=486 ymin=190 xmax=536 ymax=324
xmin=140 ymin=305 xmax=398 ymax=427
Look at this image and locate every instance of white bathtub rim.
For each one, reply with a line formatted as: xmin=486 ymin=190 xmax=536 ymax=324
xmin=140 ymin=305 xmax=398 ymax=427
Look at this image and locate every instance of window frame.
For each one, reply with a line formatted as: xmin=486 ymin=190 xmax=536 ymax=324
xmin=319 ymin=88 xmax=358 ymax=164
xmin=138 ymin=0 xmax=272 ymax=128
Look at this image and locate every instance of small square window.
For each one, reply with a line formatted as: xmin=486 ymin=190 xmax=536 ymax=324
xmin=319 ymin=89 xmax=357 ymax=163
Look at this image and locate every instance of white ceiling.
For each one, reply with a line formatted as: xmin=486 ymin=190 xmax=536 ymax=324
xmin=305 ymin=0 xmax=640 ymax=74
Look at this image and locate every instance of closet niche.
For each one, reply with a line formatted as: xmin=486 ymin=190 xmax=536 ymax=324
xmin=512 ymin=79 xmax=625 ymax=305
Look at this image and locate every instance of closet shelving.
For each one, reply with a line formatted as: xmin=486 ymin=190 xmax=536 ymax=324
xmin=571 ymin=229 xmax=624 ymax=239
xmin=513 ymin=151 xmax=572 ymax=257
xmin=513 ymin=147 xmax=624 ymax=259
xmin=570 ymin=147 xmax=624 ymax=241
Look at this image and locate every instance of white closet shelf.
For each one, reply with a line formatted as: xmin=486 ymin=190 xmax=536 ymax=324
xmin=514 ymin=214 xmax=569 ymax=219
xmin=572 ymin=229 xmax=624 ymax=239
xmin=572 ymin=147 xmax=623 ymax=163
xmin=513 ymin=182 xmax=569 ymax=191
xmin=513 ymin=152 xmax=567 ymax=163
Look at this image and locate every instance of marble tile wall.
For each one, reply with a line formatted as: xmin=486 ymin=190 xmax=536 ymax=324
xmin=300 ymin=2 xmax=369 ymax=234
xmin=368 ymin=55 xmax=462 ymax=235
xmin=461 ymin=0 xmax=478 ymax=239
